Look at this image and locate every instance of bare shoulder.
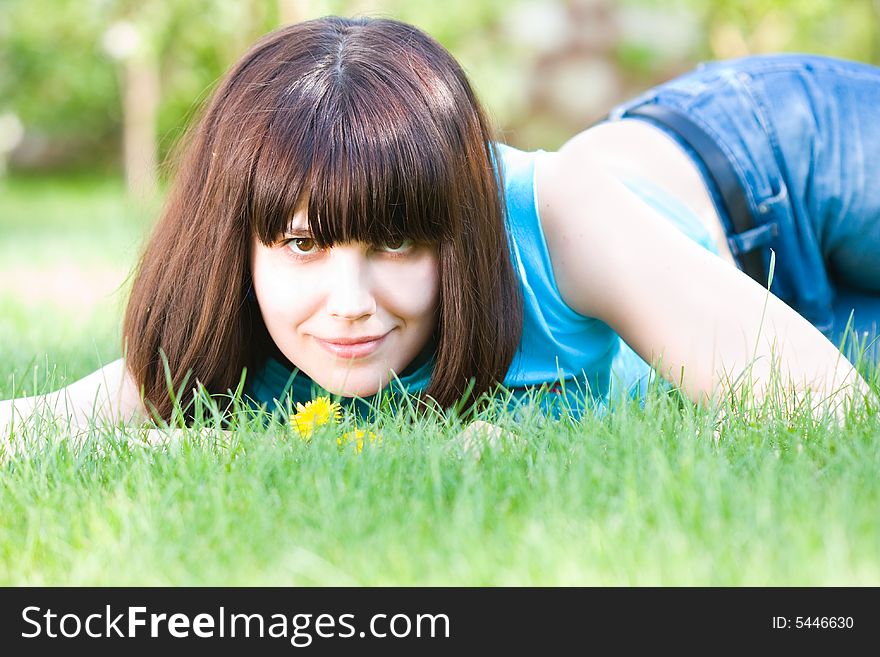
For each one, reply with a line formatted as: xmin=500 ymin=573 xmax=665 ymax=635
xmin=533 ymin=133 xmax=638 ymax=321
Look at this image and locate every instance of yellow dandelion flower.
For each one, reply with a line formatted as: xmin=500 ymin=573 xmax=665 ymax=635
xmin=337 ymin=429 xmax=382 ymax=454
xmin=290 ymin=396 xmax=342 ymax=440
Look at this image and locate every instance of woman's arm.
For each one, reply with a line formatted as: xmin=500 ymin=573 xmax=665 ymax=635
xmin=1 ymin=358 xmax=147 ymax=439
xmin=535 ymin=137 xmax=872 ymax=418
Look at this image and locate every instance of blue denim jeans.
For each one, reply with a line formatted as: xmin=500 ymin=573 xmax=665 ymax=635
xmin=606 ymin=54 xmax=880 ymax=396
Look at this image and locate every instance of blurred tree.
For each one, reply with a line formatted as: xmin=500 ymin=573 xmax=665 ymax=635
xmin=0 ymin=0 xmax=119 ymax=171
xmin=102 ymin=19 xmax=160 ymax=197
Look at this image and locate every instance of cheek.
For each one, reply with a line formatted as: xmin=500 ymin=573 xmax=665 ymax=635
xmin=382 ymin=256 xmax=440 ymax=318
xmin=252 ymin=254 xmax=311 ymax=321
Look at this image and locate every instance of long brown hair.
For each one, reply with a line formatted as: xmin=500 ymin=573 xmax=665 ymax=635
xmin=122 ymin=16 xmax=523 ymax=423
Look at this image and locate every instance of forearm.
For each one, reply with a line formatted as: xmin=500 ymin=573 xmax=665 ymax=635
xmin=666 ymin=307 xmax=876 ymax=423
xmin=1 ymin=398 xmax=15 ymax=441
xmin=716 ymin=355 xmax=869 ymax=422
xmin=2 ymin=395 xmax=39 ymax=435
xmin=2 ymin=393 xmax=98 ymax=459
xmin=2 ymin=361 xmax=149 ymax=459
xmin=4 ymin=390 xmax=110 ymax=433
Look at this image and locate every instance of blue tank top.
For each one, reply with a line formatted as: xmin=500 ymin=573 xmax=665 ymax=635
xmin=245 ymin=142 xmax=720 ymax=420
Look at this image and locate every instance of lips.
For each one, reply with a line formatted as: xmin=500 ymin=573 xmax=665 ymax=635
xmin=314 ymin=331 xmax=391 ymax=359
xmin=320 ymin=334 xmax=387 ymax=345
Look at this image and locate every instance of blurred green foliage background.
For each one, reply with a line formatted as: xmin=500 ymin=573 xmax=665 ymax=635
xmin=2 ymin=0 xmax=878 ymax=177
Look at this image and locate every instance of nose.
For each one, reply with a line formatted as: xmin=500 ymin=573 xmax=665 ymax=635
xmin=324 ymin=246 xmax=376 ymax=320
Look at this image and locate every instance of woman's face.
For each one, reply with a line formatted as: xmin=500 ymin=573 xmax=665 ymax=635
xmin=250 ymin=210 xmax=440 ymax=397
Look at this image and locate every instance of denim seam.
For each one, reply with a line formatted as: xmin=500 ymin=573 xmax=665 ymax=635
xmin=749 ymin=63 xmax=880 ymax=82
xmin=737 ymin=71 xmax=839 ymax=323
xmin=709 ymin=55 xmax=880 ymax=82
xmin=734 ymin=73 xmax=782 ymax=166
xmin=730 ymin=71 xmax=790 ymax=212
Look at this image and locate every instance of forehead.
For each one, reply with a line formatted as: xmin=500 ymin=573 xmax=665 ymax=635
xmin=285 ymin=212 xmax=309 ymax=232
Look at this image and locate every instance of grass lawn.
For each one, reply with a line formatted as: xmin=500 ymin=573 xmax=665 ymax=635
xmin=1 ymin=176 xmax=879 ymax=585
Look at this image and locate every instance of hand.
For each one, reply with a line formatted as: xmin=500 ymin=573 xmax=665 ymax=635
xmin=453 ymin=420 xmax=521 ymax=460
xmin=126 ymin=426 xmax=234 ymax=448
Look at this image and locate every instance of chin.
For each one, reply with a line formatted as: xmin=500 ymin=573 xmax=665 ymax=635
xmin=316 ymin=370 xmax=389 ymax=398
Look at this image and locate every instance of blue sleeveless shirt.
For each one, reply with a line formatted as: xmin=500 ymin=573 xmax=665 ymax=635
xmin=245 ymin=142 xmax=720 ymax=420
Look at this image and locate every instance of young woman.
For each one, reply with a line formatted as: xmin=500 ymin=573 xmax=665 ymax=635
xmin=2 ymin=15 xmax=878 ymax=437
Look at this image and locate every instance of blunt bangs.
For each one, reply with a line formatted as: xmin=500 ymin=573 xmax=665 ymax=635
xmin=249 ymin=48 xmax=460 ymax=249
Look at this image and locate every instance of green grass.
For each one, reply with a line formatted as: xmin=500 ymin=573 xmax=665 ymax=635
xmin=1 ymin=176 xmax=879 ymax=586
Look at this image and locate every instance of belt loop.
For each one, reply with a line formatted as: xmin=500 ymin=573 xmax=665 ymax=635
xmin=727 ymin=222 xmax=779 ymax=257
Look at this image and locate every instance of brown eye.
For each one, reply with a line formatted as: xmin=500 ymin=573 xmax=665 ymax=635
xmin=381 ymin=238 xmax=414 ymax=253
xmin=286 ymin=237 xmax=318 ymax=256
